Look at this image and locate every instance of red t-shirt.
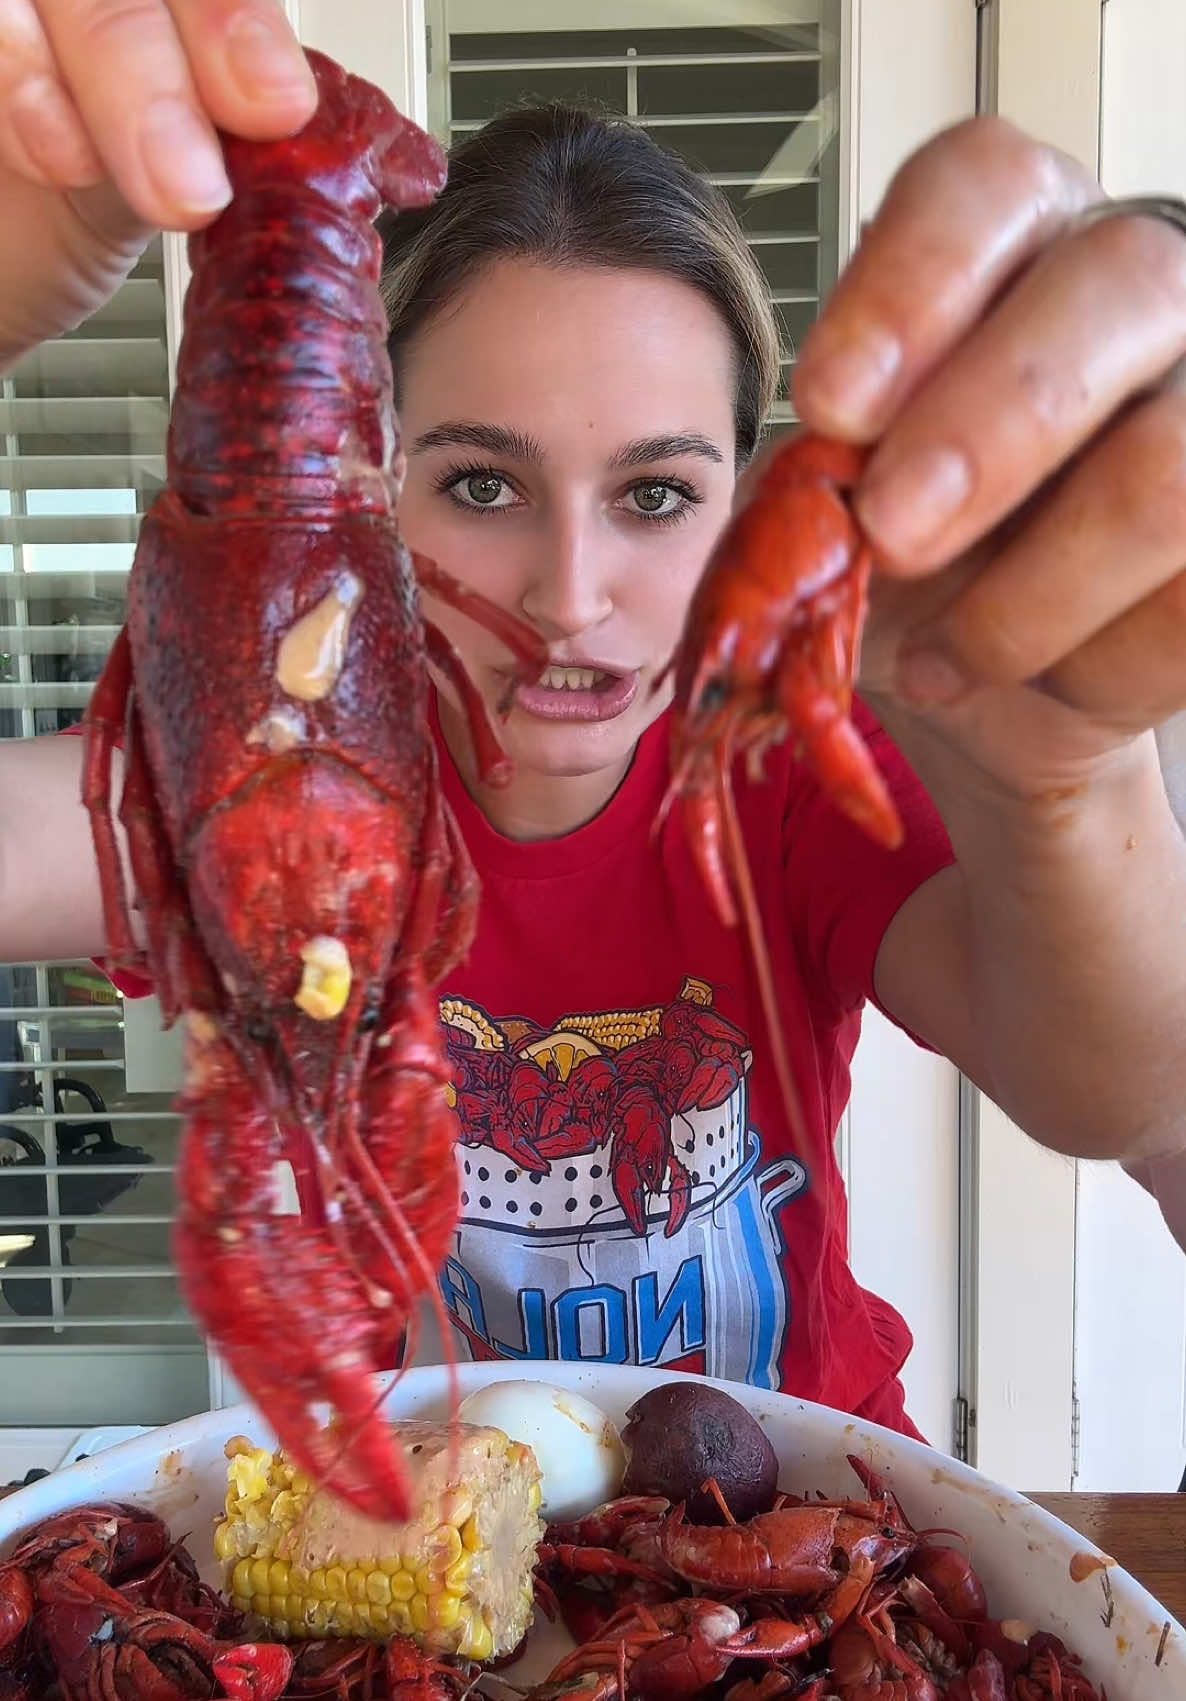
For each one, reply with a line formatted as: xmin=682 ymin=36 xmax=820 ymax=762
xmin=82 ymin=694 xmax=953 ymax=1436
xmin=430 ymin=692 xmax=953 ymax=1435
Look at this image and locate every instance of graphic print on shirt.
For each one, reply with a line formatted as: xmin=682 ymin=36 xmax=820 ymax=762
xmin=437 ymin=977 xmax=808 ymax=1388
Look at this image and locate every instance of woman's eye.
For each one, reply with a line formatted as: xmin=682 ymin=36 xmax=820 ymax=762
xmin=444 ymin=469 xmax=517 ymax=511
xmin=623 ymin=480 xmax=696 ymax=523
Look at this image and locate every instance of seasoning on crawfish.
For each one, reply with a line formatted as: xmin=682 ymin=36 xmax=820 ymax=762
xmin=76 ymin=49 xmax=547 ymax=1523
xmin=656 ymin=433 xmax=905 ymax=1154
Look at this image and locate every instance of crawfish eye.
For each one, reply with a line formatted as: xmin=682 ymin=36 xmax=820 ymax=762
xmin=359 ymin=996 xmax=382 ymax=1033
xmin=695 ymin=677 xmax=730 ymax=716
xmin=246 ymin=1017 xmax=271 ymax=1045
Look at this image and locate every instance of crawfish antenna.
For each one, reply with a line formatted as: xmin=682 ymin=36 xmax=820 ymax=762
xmin=716 ymin=764 xmax=811 ymax=1154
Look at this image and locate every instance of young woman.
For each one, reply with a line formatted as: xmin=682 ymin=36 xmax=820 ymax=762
xmin=3 ymin=3 xmax=1186 ymax=1440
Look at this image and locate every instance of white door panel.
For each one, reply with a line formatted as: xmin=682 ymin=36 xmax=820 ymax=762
xmin=1075 ymin=1163 xmax=1186 ymax=1491
xmin=846 ymin=1009 xmax=960 ymax=1449
xmin=1066 ymin=0 xmax=1186 ymax=1493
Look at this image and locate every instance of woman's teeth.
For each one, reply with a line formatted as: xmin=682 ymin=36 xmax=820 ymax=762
xmin=540 ymin=666 xmax=606 ymax=691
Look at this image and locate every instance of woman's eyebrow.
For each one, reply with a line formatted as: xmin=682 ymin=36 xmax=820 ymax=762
xmin=609 ymin=433 xmax=725 ymax=468
xmin=408 ymin=421 xmax=545 ymax=461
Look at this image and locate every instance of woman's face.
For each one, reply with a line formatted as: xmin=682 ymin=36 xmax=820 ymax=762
xmin=397 ymin=257 xmax=739 ymax=787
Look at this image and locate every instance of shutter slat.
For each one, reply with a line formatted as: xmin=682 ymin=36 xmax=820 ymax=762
xmin=0 ymin=1216 xmax=174 ymax=1228
xmin=83 ymin=279 xmax=165 ymax=330
xmin=1 ymin=1316 xmax=193 ymax=1330
xmin=451 ymin=52 xmax=821 ymax=70
xmin=0 ymin=1166 xmax=171 ymax=1178
xmin=0 ymin=455 xmax=165 ymax=491
xmin=0 ymin=397 xmax=167 ymax=437
xmin=0 ymin=515 xmax=140 ymax=545
xmin=452 ymin=109 xmax=819 ymax=131
xmin=2 ymin=1266 xmax=177 ymax=1280
xmin=746 ymin=231 xmax=819 ymax=244
xmin=13 ymin=338 xmax=169 ymax=398
xmin=0 ymin=682 xmax=96 ymax=709
xmin=0 ymin=570 xmax=126 ymax=595
xmin=0 ymin=624 xmax=121 ymax=656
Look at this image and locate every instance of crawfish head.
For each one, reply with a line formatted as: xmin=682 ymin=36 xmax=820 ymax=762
xmin=35 ymin=1596 xmax=215 ymax=1701
xmin=10 ymin=1503 xmax=170 ymax=1586
xmin=507 ymin=1058 xmax=571 ymax=1144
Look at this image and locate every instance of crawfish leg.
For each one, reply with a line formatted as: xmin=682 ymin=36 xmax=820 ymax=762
xmin=413 ymin=550 xmax=548 ymax=705
xmin=175 ymin=1023 xmax=413 ymax=1520
xmin=422 ymin=787 xmax=479 ymax=987
xmin=335 ymin=780 xmax=471 ymax=1338
xmin=776 ymin=620 xmax=902 ymax=851
xmin=664 ymin=1154 xmax=692 ymax=1237
xmin=79 ymin=625 xmax=144 ymax=974
xmin=118 ymin=703 xmax=221 ymax=1027
xmin=423 ymin=619 xmax=514 ymax=788
xmin=346 ymin=963 xmax=460 ymax=1304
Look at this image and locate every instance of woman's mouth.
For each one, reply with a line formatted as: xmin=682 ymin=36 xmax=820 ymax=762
xmin=513 ymin=663 xmax=640 ymax=722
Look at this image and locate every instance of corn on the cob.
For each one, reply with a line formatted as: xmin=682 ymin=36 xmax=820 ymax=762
xmin=553 ymin=1007 xmax=663 ymax=1049
xmin=214 ymin=1421 xmax=543 ymax=1660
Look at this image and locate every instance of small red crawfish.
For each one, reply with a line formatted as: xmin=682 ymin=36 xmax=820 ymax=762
xmin=538 ymin=1598 xmax=834 ymax=1701
xmin=655 ymin=433 xmax=904 ymax=1143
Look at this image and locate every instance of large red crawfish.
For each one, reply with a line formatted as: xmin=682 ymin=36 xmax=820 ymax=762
xmin=79 ymin=51 xmax=545 ymax=1521
xmin=658 ymin=436 xmax=904 ymax=1142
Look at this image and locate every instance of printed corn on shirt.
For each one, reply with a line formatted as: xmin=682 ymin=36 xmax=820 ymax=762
xmin=89 ymin=690 xmax=953 ymax=1438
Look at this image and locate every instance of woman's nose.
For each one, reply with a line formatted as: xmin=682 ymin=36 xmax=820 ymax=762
xmin=519 ymin=518 xmax=614 ymax=639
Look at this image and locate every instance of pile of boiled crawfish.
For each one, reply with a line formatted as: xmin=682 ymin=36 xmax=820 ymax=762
xmin=0 ymin=1458 xmax=1105 ymax=1701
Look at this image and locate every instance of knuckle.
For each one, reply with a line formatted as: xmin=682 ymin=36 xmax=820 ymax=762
xmin=894 ymin=116 xmax=1080 ymax=219
xmin=945 ymin=590 xmax=1042 ymax=685
xmin=74 ymin=0 xmax=174 ymax=56
xmin=1078 ymin=212 xmax=1186 ymax=320
xmin=1108 ymin=396 xmax=1186 ymax=557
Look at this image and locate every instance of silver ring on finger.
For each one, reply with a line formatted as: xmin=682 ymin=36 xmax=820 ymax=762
xmin=1074 ymin=193 xmax=1186 ymax=241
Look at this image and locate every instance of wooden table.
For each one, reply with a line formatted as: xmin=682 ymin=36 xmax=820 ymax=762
xmin=1030 ymin=1494 xmax=1186 ymax=1626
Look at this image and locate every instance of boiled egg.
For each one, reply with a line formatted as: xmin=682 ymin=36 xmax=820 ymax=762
xmin=457 ymin=1380 xmax=625 ymax=1522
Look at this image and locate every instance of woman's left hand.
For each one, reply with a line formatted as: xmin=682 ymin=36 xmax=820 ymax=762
xmin=793 ymin=116 xmax=1186 ymax=798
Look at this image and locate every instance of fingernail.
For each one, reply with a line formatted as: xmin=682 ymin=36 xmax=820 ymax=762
xmin=897 ymin=646 xmax=968 ymax=708
xmin=226 ymin=11 xmax=318 ymax=101
xmin=141 ymin=98 xmax=231 ymax=214
xmin=858 ymin=445 xmax=974 ymax=556
xmin=796 ymin=327 xmax=902 ymax=432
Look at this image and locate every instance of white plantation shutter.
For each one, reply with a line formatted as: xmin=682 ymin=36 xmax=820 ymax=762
xmin=425 ymin=1 xmax=844 ymax=433
xmin=0 ymin=237 xmax=210 ymax=1429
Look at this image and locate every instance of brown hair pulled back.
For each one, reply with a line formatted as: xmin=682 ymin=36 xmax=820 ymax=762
xmin=378 ymin=103 xmax=781 ymax=464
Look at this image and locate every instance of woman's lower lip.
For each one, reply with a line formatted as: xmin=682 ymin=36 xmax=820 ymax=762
xmin=513 ymin=670 xmax=640 ymax=722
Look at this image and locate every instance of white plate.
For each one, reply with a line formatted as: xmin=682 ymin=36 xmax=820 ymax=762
xmin=1 ymin=1362 xmax=1182 ymax=1697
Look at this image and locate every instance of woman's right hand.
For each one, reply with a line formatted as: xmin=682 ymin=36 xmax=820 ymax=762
xmin=0 ymin=1 xmax=318 ymax=362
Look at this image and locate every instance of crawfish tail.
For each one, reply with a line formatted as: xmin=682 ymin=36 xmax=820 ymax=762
xmin=169 ymin=49 xmax=446 ymax=518
xmin=659 ymin=1507 xmax=842 ymax=1595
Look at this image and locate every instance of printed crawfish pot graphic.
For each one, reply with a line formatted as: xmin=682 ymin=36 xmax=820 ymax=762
xmin=437 ymin=978 xmax=808 ymax=1386
xmin=441 ymin=977 xmax=756 ymax=1236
